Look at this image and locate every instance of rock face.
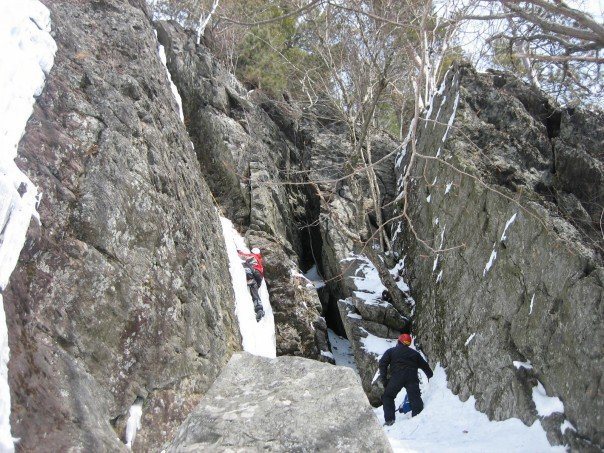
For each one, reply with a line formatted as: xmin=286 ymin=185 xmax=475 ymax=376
xmin=5 ymin=1 xmax=241 ymax=450
xmin=156 ymin=18 xmax=402 ymax=361
xmin=6 ymin=0 xmax=602 ymax=450
xmin=155 ymin=21 xmax=331 ymax=361
xmin=395 ymin=65 xmax=603 ymax=449
xmin=167 ymin=352 xmax=393 ymax=452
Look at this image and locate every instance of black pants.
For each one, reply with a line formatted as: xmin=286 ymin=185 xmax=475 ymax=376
xmin=245 ymin=267 xmax=263 ymax=312
xmin=382 ymin=370 xmax=424 ymax=422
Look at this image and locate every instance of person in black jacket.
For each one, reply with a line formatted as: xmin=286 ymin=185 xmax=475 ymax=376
xmin=379 ymin=333 xmax=433 ymax=425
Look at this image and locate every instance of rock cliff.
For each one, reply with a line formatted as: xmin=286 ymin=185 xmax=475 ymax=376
xmin=155 ymin=20 xmax=400 ymax=360
xmin=4 ymin=1 xmax=603 ymax=451
xmin=5 ymin=1 xmax=241 ymax=450
xmin=394 ymin=64 xmax=603 ymax=449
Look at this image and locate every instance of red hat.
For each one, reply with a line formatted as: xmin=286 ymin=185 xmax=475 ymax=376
xmin=399 ymin=333 xmax=412 ymax=345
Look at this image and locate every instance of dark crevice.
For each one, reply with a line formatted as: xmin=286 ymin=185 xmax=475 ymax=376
xmin=545 ymin=110 xmax=562 ymax=139
xmin=294 ymin=178 xmax=347 ymax=337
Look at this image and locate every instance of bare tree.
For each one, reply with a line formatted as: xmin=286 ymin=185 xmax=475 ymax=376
xmin=452 ymin=0 xmax=603 ymax=105
xmin=197 ymin=0 xmax=220 ymax=44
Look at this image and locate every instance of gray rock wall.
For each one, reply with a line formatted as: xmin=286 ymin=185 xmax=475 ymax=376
xmin=155 ymin=21 xmax=346 ymax=360
xmin=5 ymin=1 xmax=241 ymax=450
xmin=167 ymin=352 xmax=393 ymax=452
xmin=395 ymin=65 xmax=603 ymax=449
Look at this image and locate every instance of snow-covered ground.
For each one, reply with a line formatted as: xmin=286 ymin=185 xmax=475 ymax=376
xmin=0 ymin=1 xmax=56 ymax=450
xmin=303 ymin=265 xmax=325 ymax=289
xmin=374 ymin=364 xmax=564 ymax=453
xmin=327 ymin=329 xmax=357 ymax=370
xmin=220 ymin=217 xmax=276 ymax=358
xmin=335 ymin=253 xmax=562 ymax=452
xmin=329 ymin=332 xmax=561 ymax=452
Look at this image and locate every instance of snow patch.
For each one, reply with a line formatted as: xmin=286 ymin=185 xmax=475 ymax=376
xmin=320 ymin=350 xmax=334 ymax=360
xmin=391 ymin=222 xmax=403 ymax=243
xmin=125 ymin=400 xmax=143 ymax=450
xmin=157 ymin=40 xmax=184 ymax=122
xmin=436 ymin=270 xmax=443 ymax=283
xmin=513 ymin=361 xmax=533 ymax=370
xmin=327 ymin=329 xmax=357 ymax=371
xmin=426 ymin=194 xmax=432 ymax=203
xmin=483 ymin=245 xmax=497 ymax=276
xmin=532 ymin=382 xmax=564 ymax=417
xmin=445 ymin=182 xmax=452 ymax=194
xmin=441 ymin=91 xmax=460 ymax=143
xmin=560 ymin=420 xmax=576 ymax=434
xmin=500 ymin=213 xmax=518 ymax=241
xmin=465 ymin=333 xmax=476 ymax=346
xmin=395 ymin=117 xmax=416 ymax=170
xmin=359 ymin=329 xmax=397 ymax=356
xmin=304 ymin=265 xmax=325 ymax=289
xmin=529 ymin=294 xmax=535 ymax=315
xmin=343 ymin=254 xmax=409 ymax=302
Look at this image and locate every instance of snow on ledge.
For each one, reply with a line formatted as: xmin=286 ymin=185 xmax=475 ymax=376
xmin=532 ymin=381 xmax=564 ymax=417
xmin=513 ymin=360 xmax=533 ymax=370
xmin=125 ymin=399 xmax=143 ymax=450
xmin=500 ymin=213 xmax=518 ymax=241
xmin=465 ymin=333 xmax=476 ymax=346
xmin=302 ymin=265 xmax=325 ymax=289
xmin=359 ymin=329 xmax=397 ymax=356
xmin=157 ymin=39 xmax=184 ymax=122
xmin=560 ymin=420 xmax=576 ymax=434
xmin=483 ymin=245 xmax=497 ymax=276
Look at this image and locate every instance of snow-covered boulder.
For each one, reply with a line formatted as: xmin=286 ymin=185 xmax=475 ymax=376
xmin=167 ymin=352 xmax=392 ymax=452
xmin=338 ymin=299 xmax=399 ymax=407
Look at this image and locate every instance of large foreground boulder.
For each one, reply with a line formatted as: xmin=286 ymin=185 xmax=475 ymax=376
xmin=167 ymin=352 xmax=393 ymax=452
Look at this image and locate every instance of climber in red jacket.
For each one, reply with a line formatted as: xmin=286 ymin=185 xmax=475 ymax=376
xmin=237 ymin=248 xmax=265 ymax=321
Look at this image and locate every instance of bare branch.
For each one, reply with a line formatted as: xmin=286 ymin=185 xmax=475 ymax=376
xmin=502 ymin=1 xmax=604 ymax=44
xmin=514 ymin=53 xmax=604 ymax=62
